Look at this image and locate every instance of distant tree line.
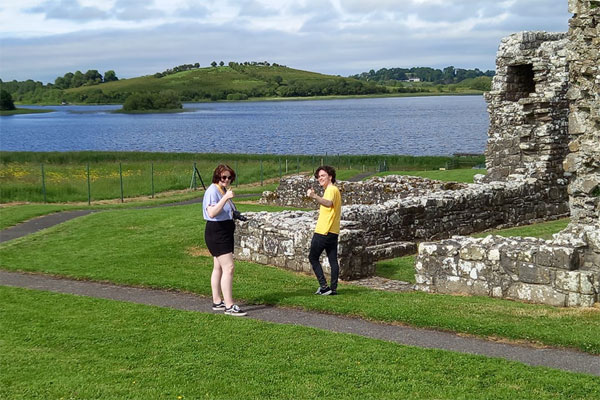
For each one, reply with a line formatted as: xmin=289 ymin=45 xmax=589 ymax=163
xmin=350 ymin=66 xmax=494 ymax=84
xmin=54 ymin=69 xmax=118 ymax=89
xmin=152 ymin=60 xmax=285 ymax=79
xmin=153 ymin=63 xmax=201 ymax=78
xmin=1 ymin=69 xmax=119 ymax=103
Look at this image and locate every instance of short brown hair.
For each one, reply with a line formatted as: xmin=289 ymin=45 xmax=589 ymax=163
xmin=314 ymin=165 xmax=336 ymax=184
xmin=212 ymin=164 xmax=236 ymax=184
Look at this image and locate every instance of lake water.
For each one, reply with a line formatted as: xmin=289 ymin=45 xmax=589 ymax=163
xmin=0 ymin=96 xmax=489 ymax=156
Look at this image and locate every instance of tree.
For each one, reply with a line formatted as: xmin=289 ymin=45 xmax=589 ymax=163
xmin=219 ymin=61 xmax=224 ymax=66
xmin=103 ymin=70 xmax=118 ymax=82
xmin=54 ymin=76 xmax=66 ymax=89
xmin=0 ymin=89 xmax=16 ymax=110
xmin=84 ymin=70 xmax=103 ymax=85
xmin=211 ymin=61 xmax=217 ymax=67
xmin=71 ymin=71 xmax=85 ymax=88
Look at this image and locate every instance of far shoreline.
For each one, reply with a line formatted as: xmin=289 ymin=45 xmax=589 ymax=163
xmin=0 ymin=108 xmax=55 ymax=116
xmin=11 ymin=90 xmax=486 ymax=109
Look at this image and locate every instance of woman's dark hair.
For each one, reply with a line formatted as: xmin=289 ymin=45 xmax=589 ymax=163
xmin=212 ymin=164 xmax=236 ymax=184
xmin=314 ymin=165 xmax=336 ymax=184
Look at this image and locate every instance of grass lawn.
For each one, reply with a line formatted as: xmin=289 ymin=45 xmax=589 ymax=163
xmin=1 ymin=204 xmax=598 ymax=354
xmin=2 ymin=286 xmax=598 ymax=400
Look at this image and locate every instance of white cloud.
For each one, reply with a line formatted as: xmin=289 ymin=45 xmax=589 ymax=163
xmin=0 ymin=0 xmax=571 ymax=83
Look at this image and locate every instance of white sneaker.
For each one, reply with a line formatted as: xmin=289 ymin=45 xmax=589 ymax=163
xmin=224 ymin=304 xmax=247 ymax=316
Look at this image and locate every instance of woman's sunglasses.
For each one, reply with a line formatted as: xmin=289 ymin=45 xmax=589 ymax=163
xmin=220 ymin=175 xmax=232 ymax=181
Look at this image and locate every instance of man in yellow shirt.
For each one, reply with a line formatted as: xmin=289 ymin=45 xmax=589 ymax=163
xmin=306 ymin=165 xmax=342 ymax=295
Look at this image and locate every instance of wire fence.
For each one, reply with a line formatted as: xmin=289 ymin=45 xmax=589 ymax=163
xmin=0 ymin=153 xmax=484 ymax=203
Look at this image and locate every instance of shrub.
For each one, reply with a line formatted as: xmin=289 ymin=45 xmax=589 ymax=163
xmin=0 ymin=89 xmax=16 ymax=110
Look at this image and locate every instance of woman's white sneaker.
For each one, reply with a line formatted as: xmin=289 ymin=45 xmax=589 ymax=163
xmin=224 ymin=304 xmax=247 ymax=316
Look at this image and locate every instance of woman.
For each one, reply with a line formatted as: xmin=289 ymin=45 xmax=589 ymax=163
xmin=203 ymin=164 xmax=246 ymax=316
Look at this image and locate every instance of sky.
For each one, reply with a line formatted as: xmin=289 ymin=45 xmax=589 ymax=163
xmin=0 ymin=0 xmax=571 ymax=84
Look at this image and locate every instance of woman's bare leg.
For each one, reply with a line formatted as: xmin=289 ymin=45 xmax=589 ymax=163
xmin=211 ymin=256 xmax=223 ymax=303
xmin=216 ymin=253 xmax=235 ymax=307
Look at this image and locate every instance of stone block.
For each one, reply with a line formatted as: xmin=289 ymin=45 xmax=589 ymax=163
xmin=579 ymin=271 xmax=598 ymax=295
xmin=518 ymin=262 xmax=551 ymax=284
xmin=459 ymin=246 xmax=486 ymax=261
xmin=506 ymin=282 xmax=567 ymax=306
xmin=555 ymin=270 xmax=580 ymax=292
xmin=567 ymin=293 xmax=596 ymax=307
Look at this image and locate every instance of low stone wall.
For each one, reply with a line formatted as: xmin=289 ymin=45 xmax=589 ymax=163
xmin=236 ymin=177 xmax=568 ymax=280
xmin=260 ymin=174 xmax=467 ymax=208
xmin=415 ymin=223 xmax=600 ymax=307
xmin=234 ymin=210 xmax=376 ymax=280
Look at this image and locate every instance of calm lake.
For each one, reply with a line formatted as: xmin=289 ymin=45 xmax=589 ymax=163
xmin=0 ymin=96 xmax=489 ymax=156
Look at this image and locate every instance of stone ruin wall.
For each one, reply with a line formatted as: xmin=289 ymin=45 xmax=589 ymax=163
xmin=415 ymin=0 xmax=600 ymax=307
xmin=260 ymin=174 xmax=468 ymax=208
xmin=236 ymin=176 xmax=568 ymax=280
xmin=483 ymin=32 xmax=570 ymax=185
xmin=565 ymin=0 xmax=600 ymax=224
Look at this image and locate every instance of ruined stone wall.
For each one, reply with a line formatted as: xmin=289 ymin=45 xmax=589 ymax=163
xmin=415 ymin=236 xmax=599 ymax=307
xmin=564 ymin=0 xmax=600 ymax=223
xmin=483 ymin=32 xmax=570 ymax=184
xmin=414 ymin=0 xmax=599 ymax=307
xmin=236 ymin=178 xmax=568 ymax=280
xmin=260 ymin=174 xmax=466 ymax=208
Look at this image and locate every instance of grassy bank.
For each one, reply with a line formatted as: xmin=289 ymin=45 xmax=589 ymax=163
xmin=0 ymin=151 xmax=484 ymax=203
xmin=2 ymin=286 xmax=597 ymax=400
xmin=1 ymin=204 xmax=598 ymax=354
xmin=0 ymin=108 xmax=54 ymax=116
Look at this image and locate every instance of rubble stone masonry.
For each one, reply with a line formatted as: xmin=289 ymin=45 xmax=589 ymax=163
xmin=415 ymin=0 xmax=599 ymax=307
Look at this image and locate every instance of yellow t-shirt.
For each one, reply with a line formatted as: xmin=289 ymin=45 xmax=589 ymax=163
xmin=315 ymin=184 xmax=341 ymax=235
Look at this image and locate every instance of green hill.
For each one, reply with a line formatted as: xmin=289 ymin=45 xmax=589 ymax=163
xmin=61 ymin=64 xmax=388 ymax=104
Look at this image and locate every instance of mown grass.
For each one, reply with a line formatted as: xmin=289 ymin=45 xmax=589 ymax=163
xmin=0 ymin=151 xmax=483 ymax=203
xmin=1 ymin=204 xmax=598 ymax=354
xmin=2 ymin=286 xmax=598 ymax=400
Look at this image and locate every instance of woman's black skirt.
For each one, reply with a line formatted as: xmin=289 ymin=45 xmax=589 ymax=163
xmin=205 ymin=220 xmax=235 ymax=257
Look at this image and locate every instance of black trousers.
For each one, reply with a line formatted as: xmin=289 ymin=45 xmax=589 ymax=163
xmin=308 ymin=232 xmax=339 ymax=290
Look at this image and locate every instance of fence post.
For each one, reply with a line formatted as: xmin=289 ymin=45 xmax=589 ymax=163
xmin=87 ymin=163 xmax=91 ymax=205
xmin=151 ymin=162 xmax=155 ymax=198
xmin=119 ymin=162 xmax=124 ymax=203
xmin=41 ymin=163 xmax=47 ymax=203
xmin=193 ymin=162 xmax=197 ymax=190
xmin=297 ymin=156 xmax=299 ymax=173
xmin=260 ymin=159 xmax=263 ymax=186
xmin=285 ymin=158 xmax=288 ymax=174
xmin=279 ymin=158 xmax=282 ymax=178
xmin=235 ymin=160 xmax=238 ymax=187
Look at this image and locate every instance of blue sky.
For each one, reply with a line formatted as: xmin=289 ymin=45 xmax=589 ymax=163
xmin=0 ymin=0 xmax=571 ymax=83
